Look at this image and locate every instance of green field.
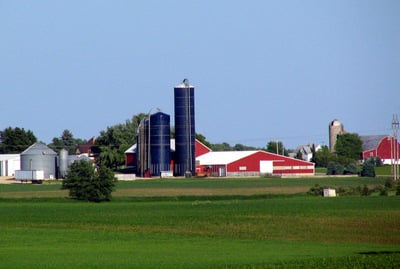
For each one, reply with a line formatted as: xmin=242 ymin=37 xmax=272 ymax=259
xmin=1 ymin=177 xmax=399 ymax=268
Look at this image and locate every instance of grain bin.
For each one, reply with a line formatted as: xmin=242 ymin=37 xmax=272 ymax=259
xmin=20 ymin=142 xmax=57 ymax=179
xmin=58 ymin=149 xmax=68 ymax=178
xmin=174 ymin=79 xmax=195 ymax=176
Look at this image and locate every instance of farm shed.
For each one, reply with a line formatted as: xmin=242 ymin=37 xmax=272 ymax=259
xmin=360 ymin=135 xmax=400 ymax=164
xmin=196 ymin=150 xmax=315 ymax=177
xmin=0 ymin=154 xmax=20 ymax=177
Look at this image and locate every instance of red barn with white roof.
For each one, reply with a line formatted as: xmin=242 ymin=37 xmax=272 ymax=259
xmin=196 ymin=150 xmax=314 ymax=177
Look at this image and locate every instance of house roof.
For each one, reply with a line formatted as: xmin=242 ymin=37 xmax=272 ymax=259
xmin=360 ymin=135 xmax=388 ymax=151
xmin=196 ymin=151 xmax=258 ymax=165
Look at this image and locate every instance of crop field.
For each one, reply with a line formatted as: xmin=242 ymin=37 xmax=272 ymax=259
xmin=1 ymin=177 xmax=399 ymax=268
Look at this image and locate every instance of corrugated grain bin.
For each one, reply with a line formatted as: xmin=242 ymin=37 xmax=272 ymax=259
xmin=58 ymin=149 xmax=68 ymax=178
xmin=20 ymin=142 xmax=57 ymax=179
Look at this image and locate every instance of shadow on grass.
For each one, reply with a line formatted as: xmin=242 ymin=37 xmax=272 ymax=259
xmin=359 ymin=251 xmax=400 ymax=255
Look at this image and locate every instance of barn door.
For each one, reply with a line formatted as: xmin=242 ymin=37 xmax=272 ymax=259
xmin=259 ymin=161 xmax=273 ymax=174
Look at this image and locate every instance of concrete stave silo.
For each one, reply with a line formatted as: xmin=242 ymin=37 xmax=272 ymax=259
xmin=329 ymin=119 xmax=345 ymax=152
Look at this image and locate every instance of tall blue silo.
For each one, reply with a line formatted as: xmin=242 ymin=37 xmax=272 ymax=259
xmin=174 ymin=79 xmax=195 ymax=177
xmin=150 ymin=112 xmax=171 ymax=176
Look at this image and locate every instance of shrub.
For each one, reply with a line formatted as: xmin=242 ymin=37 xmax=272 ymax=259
xmin=326 ymin=162 xmax=336 ymax=175
xmin=375 ymin=157 xmax=383 ymax=167
xmin=307 ymin=184 xmax=323 ymax=196
xmin=360 ymin=158 xmax=376 ymax=177
xmin=379 ymin=186 xmax=389 ymax=196
xmin=385 ymin=179 xmax=395 ymax=189
xmin=361 ymin=184 xmax=371 ymax=196
xmin=344 ymin=163 xmax=358 ymax=175
xmin=335 ymin=164 xmax=344 ymax=175
xmin=61 ymin=160 xmax=117 ymax=202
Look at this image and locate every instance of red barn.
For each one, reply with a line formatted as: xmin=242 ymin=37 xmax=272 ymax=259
xmin=196 ymin=150 xmax=314 ymax=177
xmin=360 ymin=135 xmax=400 ymax=164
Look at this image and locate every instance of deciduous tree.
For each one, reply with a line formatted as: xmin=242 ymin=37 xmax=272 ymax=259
xmin=335 ymin=133 xmax=362 ymax=161
xmin=61 ymin=160 xmax=116 ymax=202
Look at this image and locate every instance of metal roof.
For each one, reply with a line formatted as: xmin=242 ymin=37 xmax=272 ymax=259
xmin=196 ymin=151 xmax=258 ymax=165
xmin=360 ymin=135 xmax=388 ymax=151
xmin=21 ymin=142 xmax=57 ymax=155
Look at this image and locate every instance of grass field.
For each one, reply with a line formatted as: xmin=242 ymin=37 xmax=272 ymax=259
xmin=1 ymin=177 xmax=399 ymax=268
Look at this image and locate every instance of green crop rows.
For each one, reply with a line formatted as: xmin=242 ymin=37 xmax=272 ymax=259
xmin=0 ymin=177 xmax=399 ymax=268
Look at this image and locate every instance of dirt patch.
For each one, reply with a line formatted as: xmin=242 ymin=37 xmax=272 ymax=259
xmin=0 ymin=177 xmax=17 ymax=184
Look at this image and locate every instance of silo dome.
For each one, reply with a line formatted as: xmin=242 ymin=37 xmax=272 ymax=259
xmin=20 ymin=142 xmax=57 ymax=179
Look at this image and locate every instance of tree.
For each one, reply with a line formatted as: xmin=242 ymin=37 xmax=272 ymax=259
xmin=312 ymin=145 xmax=335 ymax=167
xmin=210 ymin=142 xmax=232 ymax=151
xmin=360 ymin=158 xmax=376 ymax=177
xmin=96 ymin=113 xmax=146 ymax=169
xmin=48 ymin=129 xmax=86 ymax=154
xmin=265 ymin=141 xmax=288 ymax=156
xmin=0 ymin=127 xmax=37 ymax=154
xmin=334 ymin=133 xmax=362 ymax=161
xmin=61 ymin=160 xmax=117 ymax=202
xmin=195 ymin=133 xmax=212 ymax=149
xmin=233 ymin=143 xmax=256 ymax=151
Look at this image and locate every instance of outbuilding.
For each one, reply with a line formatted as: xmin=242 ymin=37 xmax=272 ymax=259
xmin=360 ymin=135 xmax=400 ymax=164
xmin=0 ymin=154 xmax=20 ymax=177
xmin=196 ymin=150 xmax=315 ymax=177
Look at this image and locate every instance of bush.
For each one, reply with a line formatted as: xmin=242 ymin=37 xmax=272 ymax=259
xmin=61 ymin=160 xmax=117 ymax=202
xmin=361 ymin=184 xmax=371 ymax=196
xmin=326 ymin=162 xmax=336 ymax=175
xmin=335 ymin=164 xmax=344 ymax=175
xmin=307 ymin=184 xmax=323 ymax=196
xmin=344 ymin=163 xmax=358 ymax=175
xmin=385 ymin=179 xmax=395 ymax=189
xmin=326 ymin=162 xmax=346 ymax=175
xmin=360 ymin=158 xmax=376 ymax=177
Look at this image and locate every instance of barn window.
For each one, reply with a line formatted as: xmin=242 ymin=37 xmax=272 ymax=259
xmin=239 ymin=166 xmax=247 ymax=171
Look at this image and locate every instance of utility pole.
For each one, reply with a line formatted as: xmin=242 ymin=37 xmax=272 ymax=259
xmin=392 ymin=114 xmax=399 ymax=181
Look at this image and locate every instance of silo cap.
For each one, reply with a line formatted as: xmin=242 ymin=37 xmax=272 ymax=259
xmin=175 ymin=78 xmax=194 ymax=88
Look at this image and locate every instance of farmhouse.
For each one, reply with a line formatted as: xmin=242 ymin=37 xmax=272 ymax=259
xmin=360 ymin=135 xmax=400 ymax=164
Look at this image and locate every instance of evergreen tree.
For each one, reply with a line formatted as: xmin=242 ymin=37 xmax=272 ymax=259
xmin=360 ymin=158 xmax=376 ymax=177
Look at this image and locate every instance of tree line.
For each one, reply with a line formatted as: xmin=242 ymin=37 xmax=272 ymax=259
xmin=0 ymin=113 xmax=368 ymax=173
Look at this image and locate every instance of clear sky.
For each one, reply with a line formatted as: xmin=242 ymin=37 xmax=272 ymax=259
xmin=1 ymin=0 xmax=399 ymax=149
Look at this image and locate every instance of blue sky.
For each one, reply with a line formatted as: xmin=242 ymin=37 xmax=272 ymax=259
xmin=1 ymin=0 xmax=399 ymax=149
